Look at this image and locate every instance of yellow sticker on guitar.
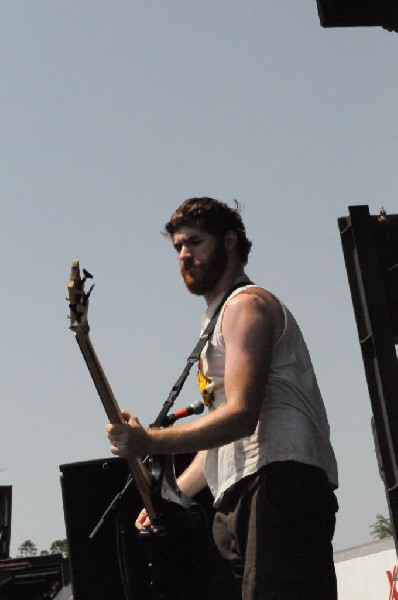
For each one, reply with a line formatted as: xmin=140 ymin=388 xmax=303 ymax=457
xmin=197 ymin=358 xmax=214 ymax=407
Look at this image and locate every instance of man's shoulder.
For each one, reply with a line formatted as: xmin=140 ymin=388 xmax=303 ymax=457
xmin=224 ymin=286 xmax=282 ymax=320
xmin=224 ymin=287 xmax=284 ymax=340
xmin=228 ymin=285 xmax=278 ymax=308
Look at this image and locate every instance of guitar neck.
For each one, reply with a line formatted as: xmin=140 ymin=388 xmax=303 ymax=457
xmin=74 ymin=330 xmax=158 ymax=523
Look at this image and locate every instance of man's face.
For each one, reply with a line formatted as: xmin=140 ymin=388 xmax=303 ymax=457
xmin=172 ymin=226 xmax=228 ymax=295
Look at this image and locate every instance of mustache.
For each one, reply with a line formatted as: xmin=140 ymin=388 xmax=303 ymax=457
xmin=181 ymin=258 xmax=201 ymax=272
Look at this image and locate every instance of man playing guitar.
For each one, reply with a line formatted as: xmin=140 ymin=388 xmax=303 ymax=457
xmin=107 ymin=197 xmax=339 ymax=600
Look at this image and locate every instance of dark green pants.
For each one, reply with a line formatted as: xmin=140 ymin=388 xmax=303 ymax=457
xmin=213 ymin=461 xmax=338 ymax=600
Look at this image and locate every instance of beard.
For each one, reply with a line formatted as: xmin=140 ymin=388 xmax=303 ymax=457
xmin=180 ymin=240 xmax=228 ymax=296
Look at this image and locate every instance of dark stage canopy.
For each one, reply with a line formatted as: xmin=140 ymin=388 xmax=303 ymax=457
xmin=317 ymin=0 xmax=398 ymax=30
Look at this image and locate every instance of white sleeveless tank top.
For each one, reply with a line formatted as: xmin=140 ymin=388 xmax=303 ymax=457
xmin=199 ymin=285 xmax=338 ymax=505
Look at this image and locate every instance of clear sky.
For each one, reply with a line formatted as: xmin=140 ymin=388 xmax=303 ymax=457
xmin=2 ymin=1 xmax=397 ymax=557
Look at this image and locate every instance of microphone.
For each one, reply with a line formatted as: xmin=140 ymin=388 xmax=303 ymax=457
xmin=162 ymin=400 xmax=204 ymax=426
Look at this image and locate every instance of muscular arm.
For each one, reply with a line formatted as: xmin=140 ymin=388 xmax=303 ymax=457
xmin=108 ymin=291 xmax=283 ymax=457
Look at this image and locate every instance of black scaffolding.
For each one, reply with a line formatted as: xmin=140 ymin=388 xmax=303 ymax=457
xmin=339 ymin=205 xmax=398 ymax=547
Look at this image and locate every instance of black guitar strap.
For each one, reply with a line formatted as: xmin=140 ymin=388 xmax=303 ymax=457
xmin=151 ymin=276 xmax=254 ymax=428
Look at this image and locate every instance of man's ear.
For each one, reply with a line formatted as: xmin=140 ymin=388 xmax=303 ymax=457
xmin=224 ymin=230 xmax=238 ymax=252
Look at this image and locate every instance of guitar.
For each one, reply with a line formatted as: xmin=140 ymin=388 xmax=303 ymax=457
xmin=67 ymin=260 xmax=190 ymax=528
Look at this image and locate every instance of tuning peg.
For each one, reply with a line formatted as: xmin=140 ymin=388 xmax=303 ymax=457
xmin=86 ymin=283 xmax=95 ymax=298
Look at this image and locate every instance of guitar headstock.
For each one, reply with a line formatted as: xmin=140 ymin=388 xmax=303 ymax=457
xmin=67 ymin=260 xmax=95 ymax=335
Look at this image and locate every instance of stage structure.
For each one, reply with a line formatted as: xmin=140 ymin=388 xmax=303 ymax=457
xmin=0 ymin=486 xmax=12 ymax=560
xmin=0 ymin=485 xmax=70 ymax=599
xmin=317 ymin=0 xmax=398 ymax=28
xmin=338 ymin=205 xmax=398 ymax=548
xmin=0 ymin=554 xmax=69 ymax=599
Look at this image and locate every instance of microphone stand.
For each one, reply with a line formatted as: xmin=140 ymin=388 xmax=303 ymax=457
xmin=89 ymin=471 xmax=134 ymax=540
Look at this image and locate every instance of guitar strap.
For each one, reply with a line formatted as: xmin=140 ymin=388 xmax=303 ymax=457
xmin=151 ymin=276 xmax=254 ymax=428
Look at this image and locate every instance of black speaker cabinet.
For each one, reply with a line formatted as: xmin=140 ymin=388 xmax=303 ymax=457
xmin=0 ymin=486 xmax=12 ymax=559
xmin=60 ymin=456 xmax=235 ymax=600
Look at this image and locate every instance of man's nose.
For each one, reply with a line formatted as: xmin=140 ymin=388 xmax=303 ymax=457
xmin=179 ymin=245 xmax=192 ymax=260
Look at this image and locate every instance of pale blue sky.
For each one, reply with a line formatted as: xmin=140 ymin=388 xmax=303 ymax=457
xmin=2 ymin=1 xmax=398 ymax=556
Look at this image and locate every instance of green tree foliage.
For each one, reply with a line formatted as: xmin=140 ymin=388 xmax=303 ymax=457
xmin=17 ymin=540 xmax=38 ymax=557
xmin=370 ymin=514 xmax=393 ymax=540
xmin=49 ymin=539 xmax=68 ymax=555
xmin=17 ymin=539 xmax=68 ymax=557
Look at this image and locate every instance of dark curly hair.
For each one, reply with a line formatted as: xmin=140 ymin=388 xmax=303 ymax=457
xmin=164 ymin=197 xmax=252 ymax=266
